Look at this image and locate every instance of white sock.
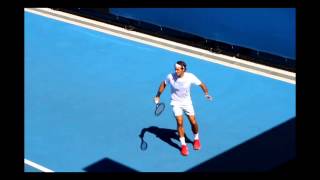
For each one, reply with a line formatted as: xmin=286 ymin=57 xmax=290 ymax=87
xmin=194 ymin=133 xmax=199 ymax=140
xmin=179 ymin=137 xmax=186 ymax=145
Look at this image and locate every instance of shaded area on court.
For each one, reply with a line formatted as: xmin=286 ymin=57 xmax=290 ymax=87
xmin=187 ymin=117 xmax=296 ymax=172
xmin=84 ymin=157 xmax=137 ymax=172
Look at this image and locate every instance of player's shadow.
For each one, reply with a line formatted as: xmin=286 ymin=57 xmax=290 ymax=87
xmin=139 ymin=126 xmax=193 ymax=151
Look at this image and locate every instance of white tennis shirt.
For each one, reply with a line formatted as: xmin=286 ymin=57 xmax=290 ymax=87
xmin=164 ymin=72 xmax=202 ymax=105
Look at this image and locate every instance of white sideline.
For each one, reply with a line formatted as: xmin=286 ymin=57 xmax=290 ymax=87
xmin=24 ymin=159 xmax=54 ymax=172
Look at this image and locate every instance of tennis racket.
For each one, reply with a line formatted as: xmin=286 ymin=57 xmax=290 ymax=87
xmin=154 ymin=102 xmax=165 ymax=116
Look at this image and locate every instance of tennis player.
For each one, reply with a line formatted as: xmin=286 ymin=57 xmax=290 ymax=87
xmin=154 ymin=60 xmax=213 ymax=156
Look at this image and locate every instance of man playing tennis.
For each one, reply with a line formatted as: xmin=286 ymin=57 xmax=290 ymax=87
xmin=154 ymin=60 xmax=213 ymax=156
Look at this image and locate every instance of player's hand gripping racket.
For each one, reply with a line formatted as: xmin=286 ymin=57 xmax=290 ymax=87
xmin=205 ymin=94 xmax=213 ymax=101
xmin=154 ymin=97 xmax=165 ymax=116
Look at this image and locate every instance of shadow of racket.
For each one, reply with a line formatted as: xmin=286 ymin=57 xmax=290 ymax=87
xmin=140 ymin=137 xmax=148 ymax=151
xmin=139 ymin=130 xmax=148 ymax=151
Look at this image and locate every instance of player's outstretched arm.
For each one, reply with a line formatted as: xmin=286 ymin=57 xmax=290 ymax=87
xmin=199 ymin=83 xmax=213 ymax=101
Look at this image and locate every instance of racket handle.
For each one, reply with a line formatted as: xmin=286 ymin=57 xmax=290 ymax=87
xmin=205 ymin=94 xmax=213 ymax=101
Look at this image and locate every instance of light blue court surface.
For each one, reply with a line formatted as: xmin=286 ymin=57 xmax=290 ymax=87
xmin=25 ymin=12 xmax=296 ymax=172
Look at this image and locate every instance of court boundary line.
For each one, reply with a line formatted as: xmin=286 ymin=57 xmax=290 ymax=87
xmin=24 ymin=159 xmax=54 ymax=172
xmin=25 ymin=8 xmax=295 ymax=84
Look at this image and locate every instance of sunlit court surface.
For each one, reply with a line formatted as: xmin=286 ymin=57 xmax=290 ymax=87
xmin=24 ymin=8 xmax=296 ymax=172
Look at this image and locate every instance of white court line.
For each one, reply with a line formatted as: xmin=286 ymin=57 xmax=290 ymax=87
xmin=24 ymin=159 xmax=54 ymax=172
xmin=24 ymin=8 xmax=295 ymax=84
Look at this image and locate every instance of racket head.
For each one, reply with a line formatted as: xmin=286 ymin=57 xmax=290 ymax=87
xmin=154 ymin=102 xmax=165 ymax=116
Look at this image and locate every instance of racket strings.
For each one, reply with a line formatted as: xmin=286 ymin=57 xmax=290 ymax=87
xmin=155 ymin=103 xmax=165 ymax=116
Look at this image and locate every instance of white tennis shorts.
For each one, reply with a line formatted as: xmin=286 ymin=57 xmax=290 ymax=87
xmin=172 ymin=104 xmax=195 ymax=116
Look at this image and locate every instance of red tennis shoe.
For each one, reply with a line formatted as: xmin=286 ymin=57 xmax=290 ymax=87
xmin=193 ymin=139 xmax=201 ymax=150
xmin=181 ymin=145 xmax=189 ymax=156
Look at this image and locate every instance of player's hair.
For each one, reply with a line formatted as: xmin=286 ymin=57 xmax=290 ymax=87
xmin=176 ymin=61 xmax=187 ymax=71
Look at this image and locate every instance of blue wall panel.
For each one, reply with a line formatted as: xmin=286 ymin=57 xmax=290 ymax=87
xmin=110 ymin=8 xmax=295 ymax=59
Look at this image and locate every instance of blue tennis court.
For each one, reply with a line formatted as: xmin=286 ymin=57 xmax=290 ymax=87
xmin=24 ymin=10 xmax=295 ymax=172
